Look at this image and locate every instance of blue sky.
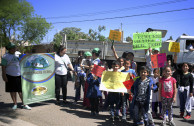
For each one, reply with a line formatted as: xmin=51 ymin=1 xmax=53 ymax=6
xmin=26 ymin=0 xmax=194 ymax=43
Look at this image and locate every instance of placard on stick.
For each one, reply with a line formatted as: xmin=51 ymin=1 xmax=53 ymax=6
xmin=109 ymin=30 xmax=121 ymax=41
xmin=91 ymin=64 xmax=106 ymax=77
xmin=168 ymin=42 xmax=180 ymax=52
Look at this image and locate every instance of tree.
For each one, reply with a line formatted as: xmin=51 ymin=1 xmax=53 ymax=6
xmin=126 ymin=36 xmax=133 ymax=42
xmin=0 ymin=0 xmax=51 ymax=49
xmin=52 ymin=27 xmax=89 ymax=50
xmin=88 ymin=25 xmax=106 ymax=41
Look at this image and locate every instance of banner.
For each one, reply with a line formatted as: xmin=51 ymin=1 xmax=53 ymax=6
xmin=100 ymin=71 xmax=130 ymax=93
xmin=20 ymin=53 xmax=55 ymax=105
xmin=151 ymin=53 xmax=166 ymax=68
xmin=168 ymin=42 xmax=180 ymax=52
xmin=109 ymin=30 xmax=121 ymax=41
xmin=91 ymin=64 xmax=106 ymax=77
xmin=133 ymin=31 xmax=162 ymax=50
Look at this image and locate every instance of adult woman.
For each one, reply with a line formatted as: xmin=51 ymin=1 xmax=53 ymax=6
xmin=55 ymin=45 xmax=74 ymax=104
xmin=1 ymin=42 xmax=31 ymax=110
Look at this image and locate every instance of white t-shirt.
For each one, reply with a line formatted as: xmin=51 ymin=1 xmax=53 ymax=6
xmin=1 ymin=53 xmax=21 ymax=76
xmin=55 ymin=54 xmax=71 ymax=75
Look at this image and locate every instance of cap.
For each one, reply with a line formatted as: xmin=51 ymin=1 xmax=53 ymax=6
xmin=84 ymin=51 xmax=92 ymax=57
xmin=92 ymin=48 xmax=100 ymax=54
xmin=6 ymin=42 xmax=16 ymax=50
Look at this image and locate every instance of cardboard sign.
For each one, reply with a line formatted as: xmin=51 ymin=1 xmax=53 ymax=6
xmin=109 ymin=30 xmax=121 ymax=41
xmin=168 ymin=42 xmax=180 ymax=52
xmin=91 ymin=64 xmax=106 ymax=77
xmin=100 ymin=71 xmax=130 ymax=93
xmin=123 ymin=79 xmax=134 ymax=90
xmin=151 ymin=53 xmax=166 ymax=68
xmin=133 ymin=31 xmax=162 ymax=50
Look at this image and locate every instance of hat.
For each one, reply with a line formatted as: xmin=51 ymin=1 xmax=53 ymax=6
xmin=92 ymin=48 xmax=101 ymax=54
xmin=6 ymin=42 xmax=16 ymax=50
xmin=153 ymin=48 xmax=160 ymax=52
xmin=84 ymin=51 xmax=92 ymax=57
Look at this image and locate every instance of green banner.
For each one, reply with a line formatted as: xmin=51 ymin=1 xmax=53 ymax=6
xmin=20 ymin=53 xmax=55 ymax=105
xmin=133 ymin=31 xmax=162 ymax=50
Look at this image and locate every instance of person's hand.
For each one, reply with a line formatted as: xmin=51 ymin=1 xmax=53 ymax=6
xmin=173 ymin=97 xmax=176 ymax=103
xmin=189 ymin=93 xmax=193 ymax=97
xmin=2 ymin=74 xmax=8 ymax=82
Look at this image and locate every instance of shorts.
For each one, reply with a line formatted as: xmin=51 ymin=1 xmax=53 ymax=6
xmin=5 ymin=74 xmax=22 ymax=92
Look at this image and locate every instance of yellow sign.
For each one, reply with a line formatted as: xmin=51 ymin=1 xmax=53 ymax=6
xmin=101 ymin=71 xmax=130 ymax=90
xmin=109 ymin=30 xmax=121 ymax=41
xmin=168 ymin=42 xmax=180 ymax=52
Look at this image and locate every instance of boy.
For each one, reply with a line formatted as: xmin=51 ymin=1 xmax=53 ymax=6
xmin=107 ymin=61 xmax=121 ymax=121
xmin=121 ymin=59 xmax=137 ymax=121
xmin=131 ymin=66 xmax=154 ymax=126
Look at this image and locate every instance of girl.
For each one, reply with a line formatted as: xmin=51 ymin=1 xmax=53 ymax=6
xmin=159 ymin=66 xmax=177 ymax=126
xmin=151 ymin=69 xmax=162 ymax=118
xmin=178 ymin=63 xmax=193 ymax=120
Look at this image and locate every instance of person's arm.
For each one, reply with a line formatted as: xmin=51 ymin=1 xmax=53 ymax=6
xmin=189 ymin=74 xmax=193 ymax=96
xmin=134 ymin=62 xmax=138 ymax=74
xmin=111 ymin=45 xmax=119 ymax=60
xmin=173 ymin=52 xmax=177 ymax=64
xmin=2 ymin=66 xmax=8 ymax=82
xmin=173 ymin=82 xmax=177 ymax=103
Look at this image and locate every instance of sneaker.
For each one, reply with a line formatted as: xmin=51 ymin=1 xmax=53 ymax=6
xmin=137 ymin=121 xmax=144 ymax=125
xmin=169 ymin=120 xmax=176 ymax=126
xmin=12 ymin=105 xmax=17 ymax=110
xmin=184 ymin=115 xmax=191 ymax=120
xmin=23 ymin=105 xmax=31 ymax=110
xmin=180 ymin=112 xmax=184 ymax=118
xmin=121 ymin=115 xmax=127 ymax=122
xmin=160 ymin=121 xmax=166 ymax=126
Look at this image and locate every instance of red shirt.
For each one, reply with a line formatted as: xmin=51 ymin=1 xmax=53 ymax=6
xmin=159 ymin=77 xmax=176 ymax=98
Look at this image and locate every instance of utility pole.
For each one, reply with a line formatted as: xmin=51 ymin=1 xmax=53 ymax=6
xmin=121 ymin=23 xmax=123 ymax=42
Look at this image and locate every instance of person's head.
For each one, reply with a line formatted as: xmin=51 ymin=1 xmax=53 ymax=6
xmin=163 ymin=66 xmax=172 ymax=78
xmin=112 ymin=60 xmax=120 ymax=72
xmin=182 ymin=62 xmax=190 ymax=73
xmin=84 ymin=51 xmax=92 ymax=59
xmin=122 ymin=51 xmax=134 ymax=60
xmin=92 ymin=48 xmax=101 ymax=58
xmin=6 ymin=42 xmax=16 ymax=54
xmin=153 ymin=69 xmax=159 ymax=78
xmin=57 ymin=45 xmax=67 ymax=56
xmin=166 ymin=59 xmax=172 ymax=67
xmin=99 ymin=60 xmax=109 ymax=70
xmin=140 ymin=66 xmax=149 ymax=79
xmin=117 ymin=57 xmax=124 ymax=67
xmin=124 ymin=59 xmax=131 ymax=70
xmin=152 ymin=48 xmax=160 ymax=55
xmin=78 ymin=50 xmax=84 ymax=57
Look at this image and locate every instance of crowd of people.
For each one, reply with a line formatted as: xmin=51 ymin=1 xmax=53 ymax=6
xmin=1 ymin=42 xmax=194 ymax=126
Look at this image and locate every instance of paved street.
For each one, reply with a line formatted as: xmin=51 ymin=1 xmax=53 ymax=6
xmin=0 ymin=70 xmax=194 ymax=126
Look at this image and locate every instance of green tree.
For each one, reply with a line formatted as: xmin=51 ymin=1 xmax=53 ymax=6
xmin=88 ymin=25 xmax=106 ymax=41
xmin=126 ymin=36 xmax=133 ymax=42
xmin=0 ymin=0 xmax=51 ymax=50
xmin=52 ymin=27 xmax=89 ymax=50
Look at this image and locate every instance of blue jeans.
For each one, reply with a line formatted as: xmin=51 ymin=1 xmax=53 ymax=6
xmin=179 ymin=89 xmax=190 ymax=115
xmin=75 ymin=76 xmax=85 ymax=101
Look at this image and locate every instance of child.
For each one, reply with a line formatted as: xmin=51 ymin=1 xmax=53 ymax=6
xmin=121 ymin=59 xmax=137 ymax=121
xmin=177 ymin=63 xmax=193 ymax=119
xmin=159 ymin=66 xmax=177 ymax=126
xmin=131 ymin=66 xmax=154 ymax=126
xmin=107 ymin=61 xmax=121 ymax=121
xmin=86 ymin=71 xmax=102 ymax=115
xmin=74 ymin=56 xmax=86 ymax=104
xmin=151 ymin=69 xmax=162 ymax=118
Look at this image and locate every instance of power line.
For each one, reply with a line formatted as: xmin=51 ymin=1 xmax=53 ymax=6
xmin=45 ymin=0 xmax=187 ymax=19
xmin=50 ymin=7 xmax=194 ymax=24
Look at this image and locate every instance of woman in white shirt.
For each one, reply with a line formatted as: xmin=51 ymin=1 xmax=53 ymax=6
xmin=55 ymin=46 xmax=74 ymax=104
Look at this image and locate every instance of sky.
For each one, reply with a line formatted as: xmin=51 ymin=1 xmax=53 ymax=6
xmin=26 ymin=0 xmax=194 ymax=43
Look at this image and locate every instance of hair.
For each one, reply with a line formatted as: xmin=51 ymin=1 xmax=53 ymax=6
xmin=57 ymin=45 xmax=66 ymax=55
xmin=153 ymin=68 xmax=159 ymax=73
xmin=163 ymin=66 xmax=172 ymax=71
xmin=140 ymin=66 xmax=150 ymax=74
xmin=112 ymin=60 xmax=120 ymax=66
xmin=77 ymin=56 xmax=83 ymax=63
xmin=78 ymin=50 xmax=84 ymax=56
xmin=117 ymin=57 xmax=124 ymax=62
xmin=122 ymin=51 xmax=134 ymax=59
